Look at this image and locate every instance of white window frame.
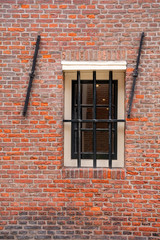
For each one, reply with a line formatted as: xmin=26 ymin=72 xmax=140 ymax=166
xmin=62 ymin=61 xmax=126 ymax=168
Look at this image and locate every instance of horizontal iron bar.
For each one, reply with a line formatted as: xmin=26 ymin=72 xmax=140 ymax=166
xmin=74 ymin=104 xmax=116 ymax=107
xmin=74 ymin=152 xmax=114 ymax=154
xmin=63 ymin=119 xmax=125 ymax=123
xmin=74 ymin=128 xmax=116 ymax=131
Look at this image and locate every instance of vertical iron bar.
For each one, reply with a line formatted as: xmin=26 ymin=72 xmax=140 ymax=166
xmin=77 ymin=71 xmax=81 ymax=167
xmin=109 ymin=71 xmax=113 ymax=168
xmin=93 ymin=71 xmax=97 ymax=168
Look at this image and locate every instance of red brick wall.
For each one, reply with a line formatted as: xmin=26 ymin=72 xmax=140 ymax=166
xmin=0 ymin=1 xmax=160 ymax=239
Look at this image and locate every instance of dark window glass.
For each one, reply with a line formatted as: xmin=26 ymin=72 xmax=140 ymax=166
xmin=71 ymin=80 xmax=117 ymax=160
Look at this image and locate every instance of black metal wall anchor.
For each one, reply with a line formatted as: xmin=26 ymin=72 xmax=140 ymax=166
xmin=23 ymin=35 xmax=41 ymax=117
xmin=127 ymin=32 xmax=144 ymax=118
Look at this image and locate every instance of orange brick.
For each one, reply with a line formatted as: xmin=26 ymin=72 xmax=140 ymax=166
xmin=87 ymin=15 xmax=95 ymax=18
xmin=126 ymin=68 xmax=134 ymax=73
xmin=78 ymin=5 xmax=86 ymax=9
xmin=136 ymin=95 xmax=144 ymax=99
xmin=59 ymin=5 xmax=67 ymax=8
xmin=86 ymin=42 xmax=95 ymax=45
xmin=91 ymin=207 xmax=100 ymax=211
xmin=43 ymin=55 xmax=51 ymax=58
xmin=87 ymin=24 xmax=95 ymax=27
xmin=8 ymin=28 xmax=25 ymax=32
xmin=68 ymin=33 xmax=77 ymax=36
xmin=21 ymin=4 xmax=29 ymax=8
xmin=69 ymin=15 xmax=76 ymax=19
xmin=50 ymin=5 xmax=57 ymax=8
xmin=3 ymin=51 xmax=11 ymax=54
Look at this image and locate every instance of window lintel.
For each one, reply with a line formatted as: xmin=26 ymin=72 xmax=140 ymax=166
xmin=61 ymin=61 xmax=127 ymax=71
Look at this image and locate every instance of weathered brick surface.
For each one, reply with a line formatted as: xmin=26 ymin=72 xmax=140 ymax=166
xmin=0 ymin=0 xmax=160 ymax=239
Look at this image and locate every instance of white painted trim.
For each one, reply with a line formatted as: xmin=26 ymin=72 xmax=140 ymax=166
xmin=62 ymin=61 xmax=127 ymax=71
xmin=64 ymin=70 xmax=125 ymax=168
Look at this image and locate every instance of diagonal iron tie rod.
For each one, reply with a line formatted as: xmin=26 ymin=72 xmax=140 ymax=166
xmin=128 ymin=32 xmax=144 ymax=118
xmin=23 ymin=35 xmax=41 ymax=117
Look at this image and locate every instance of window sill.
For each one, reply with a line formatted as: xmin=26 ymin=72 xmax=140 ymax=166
xmin=62 ymin=168 xmax=126 ymax=179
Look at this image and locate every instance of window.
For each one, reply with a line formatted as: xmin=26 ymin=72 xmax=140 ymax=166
xmin=63 ymin=62 xmax=126 ymax=168
xmin=72 ymin=78 xmax=117 ymax=161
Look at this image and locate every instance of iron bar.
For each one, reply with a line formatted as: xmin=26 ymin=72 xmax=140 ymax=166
xmin=93 ymin=71 xmax=97 ymax=168
xmin=74 ymin=104 xmax=116 ymax=107
xmin=23 ymin=35 xmax=41 ymax=117
xmin=128 ymin=32 xmax=144 ymax=118
xmin=74 ymin=128 xmax=116 ymax=131
xmin=64 ymin=119 xmax=125 ymax=123
xmin=77 ymin=71 xmax=81 ymax=167
xmin=108 ymin=71 xmax=113 ymax=168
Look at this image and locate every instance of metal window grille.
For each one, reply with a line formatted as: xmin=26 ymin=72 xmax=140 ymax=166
xmin=63 ymin=71 xmax=125 ymax=168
